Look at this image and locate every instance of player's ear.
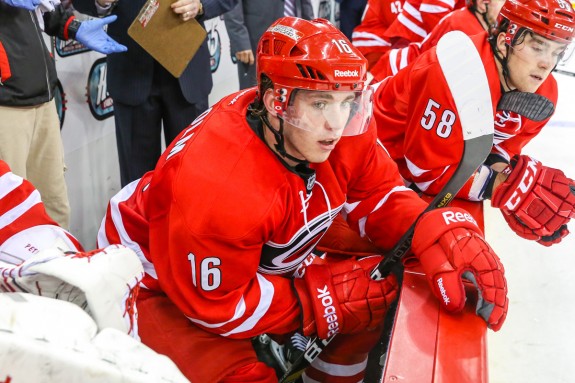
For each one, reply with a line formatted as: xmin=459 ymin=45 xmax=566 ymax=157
xmin=262 ymin=88 xmax=278 ymax=118
xmin=496 ymin=32 xmax=508 ymax=58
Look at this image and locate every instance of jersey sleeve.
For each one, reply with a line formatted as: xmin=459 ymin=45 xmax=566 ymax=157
xmin=370 ymin=42 xmax=422 ymax=80
xmin=352 ymin=0 xmax=396 ymax=58
xmin=370 ymin=8 xmax=462 ymax=80
xmin=419 ymin=0 xmax=463 ymax=33
xmin=329 ymin=125 xmax=428 ymax=251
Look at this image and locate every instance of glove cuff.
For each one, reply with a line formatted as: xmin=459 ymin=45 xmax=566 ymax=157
xmin=491 ymin=155 xmax=541 ymax=210
xmin=294 ymin=265 xmax=343 ymax=339
xmin=293 ymin=278 xmax=316 ymax=337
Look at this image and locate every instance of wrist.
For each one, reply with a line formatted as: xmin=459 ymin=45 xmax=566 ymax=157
xmin=64 ymin=15 xmax=80 ymax=41
xmin=491 ymin=172 xmax=508 ymax=196
xmin=197 ymin=0 xmax=203 ymax=16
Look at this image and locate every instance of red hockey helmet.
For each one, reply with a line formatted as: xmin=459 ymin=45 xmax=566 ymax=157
xmin=256 ymin=17 xmax=372 ymax=136
xmin=497 ymin=0 xmax=575 ymax=45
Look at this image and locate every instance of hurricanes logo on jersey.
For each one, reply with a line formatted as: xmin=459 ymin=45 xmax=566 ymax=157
xmin=258 ymin=205 xmax=342 ymax=275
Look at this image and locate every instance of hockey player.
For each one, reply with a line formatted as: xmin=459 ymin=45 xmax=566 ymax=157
xmin=372 ymin=0 xmax=575 ymax=246
xmin=97 ymin=17 xmax=508 ymax=382
xmin=370 ymin=0 xmax=506 ymax=80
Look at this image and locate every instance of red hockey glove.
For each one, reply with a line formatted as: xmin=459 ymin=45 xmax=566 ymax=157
xmin=294 ymin=256 xmax=398 ymax=339
xmin=491 ymin=155 xmax=575 ymax=246
xmin=412 ymin=208 xmax=508 ymax=331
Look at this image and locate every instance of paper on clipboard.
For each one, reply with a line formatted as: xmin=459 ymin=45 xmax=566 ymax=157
xmin=127 ymin=0 xmax=207 ymax=78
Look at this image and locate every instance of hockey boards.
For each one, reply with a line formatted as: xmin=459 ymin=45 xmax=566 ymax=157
xmin=278 ymin=30 xmax=494 ymax=383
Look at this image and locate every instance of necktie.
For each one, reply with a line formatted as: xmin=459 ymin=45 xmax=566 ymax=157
xmin=284 ymin=0 xmax=296 ymax=16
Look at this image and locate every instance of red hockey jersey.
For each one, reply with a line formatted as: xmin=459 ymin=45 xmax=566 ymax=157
xmin=373 ymin=32 xmax=558 ymax=200
xmin=353 ymin=0 xmax=466 ymax=63
xmin=371 ymin=7 xmax=483 ymax=80
xmin=351 ymin=0 xmax=398 ymax=59
xmin=98 ymin=88 xmax=427 ymax=340
xmin=0 ymin=160 xmax=82 ymax=264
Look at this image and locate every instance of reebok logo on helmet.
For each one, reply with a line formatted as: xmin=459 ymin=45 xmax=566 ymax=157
xmin=334 ymin=69 xmax=359 ymax=78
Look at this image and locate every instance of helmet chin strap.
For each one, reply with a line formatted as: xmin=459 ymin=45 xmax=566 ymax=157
xmin=261 ymin=114 xmax=308 ymax=165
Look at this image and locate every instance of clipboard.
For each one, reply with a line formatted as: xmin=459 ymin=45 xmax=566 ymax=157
xmin=128 ymin=0 xmax=207 ymax=78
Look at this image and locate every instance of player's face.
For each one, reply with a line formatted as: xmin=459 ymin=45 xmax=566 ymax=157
xmin=499 ymin=32 xmax=568 ymax=92
xmin=281 ymin=90 xmax=357 ymax=163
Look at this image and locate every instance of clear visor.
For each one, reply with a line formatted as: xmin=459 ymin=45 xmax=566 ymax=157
xmin=509 ymin=31 xmax=572 ymax=65
xmin=282 ymin=87 xmax=373 ymax=137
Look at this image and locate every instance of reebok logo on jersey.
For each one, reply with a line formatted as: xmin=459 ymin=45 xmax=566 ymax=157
xmin=504 ymin=158 xmax=539 ymax=211
xmin=316 ymin=285 xmax=340 ymax=337
xmin=442 ymin=210 xmax=478 ymax=227
xmin=334 ymin=69 xmax=359 ymax=78
xmin=437 ymin=277 xmax=450 ymax=305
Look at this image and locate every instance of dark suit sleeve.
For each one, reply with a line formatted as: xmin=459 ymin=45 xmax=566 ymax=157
xmin=299 ymin=0 xmax=314 ymax=20
xmin=42 ymin=4 xmax=74 ymax=39
xmin=200 ymin=0 xmax=238 ymax=20
xmin=223 ymin=0 xmax=251 ymax=55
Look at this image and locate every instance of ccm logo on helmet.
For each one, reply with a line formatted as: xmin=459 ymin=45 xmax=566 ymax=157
xmin=555 ymin=23 xmax=575 ymax=32
xmin=442 ymin=210 xmax=478 ymax=226
xmin=334 ymin=69 xmax=359 ymax=78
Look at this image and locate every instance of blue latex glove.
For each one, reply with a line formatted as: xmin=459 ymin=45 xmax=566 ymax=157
xmin=75 ymin=15 xmax=127 ymax=55
xmin=2 ymin=0 xmax=41 ymax=10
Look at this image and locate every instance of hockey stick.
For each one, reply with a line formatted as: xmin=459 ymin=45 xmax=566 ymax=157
xmin=553 ymin=67 xmax=575 ymax=77
xmin=496 ymin=91 xmax=554 ymax=122
xmin=279 ymin=31 xmax=495 ymax=383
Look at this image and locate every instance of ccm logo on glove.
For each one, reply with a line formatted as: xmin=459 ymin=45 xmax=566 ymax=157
xmin=492 ymin=154 xmax=575 ymax=246
xmin=316 ymin=285 xmax=340 ymax=338
xmin=502 ymin=157 xmax=539 ymax=210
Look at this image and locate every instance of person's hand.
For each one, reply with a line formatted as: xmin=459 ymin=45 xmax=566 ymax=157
xmin=75 ymin=16 xmax=127 ymax=54
xmin=235 ymin=50 xmax=255 ymax=65
xmin=171 ymin=0 xmax=202 ymax=21
xmin=293 ymin=256 xmax=398 ymax=339
xmin=491 ymin=154 xmax=575 ymax=246
xmin=412 ymin=207 xmax=508 ymax=331
xmin=2 ymin=0 xmax=41 ymax=11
